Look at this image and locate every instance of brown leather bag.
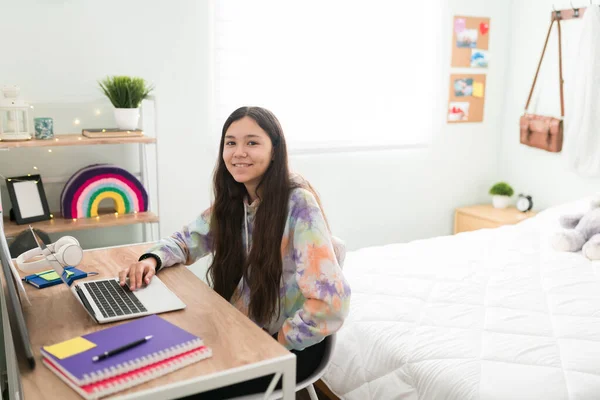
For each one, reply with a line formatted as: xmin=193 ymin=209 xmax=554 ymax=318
xmin=520 ymin=16 xmax=564 ymax=153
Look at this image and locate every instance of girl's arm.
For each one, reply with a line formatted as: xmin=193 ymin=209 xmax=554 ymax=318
xmin=278 ymin=190 xmax=351 ymax=350
xmin=141 ymin=208 xmax=213 ymax=271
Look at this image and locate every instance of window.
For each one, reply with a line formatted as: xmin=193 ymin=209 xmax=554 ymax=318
xmin=213 ymin=1 xmax=442 ymax=152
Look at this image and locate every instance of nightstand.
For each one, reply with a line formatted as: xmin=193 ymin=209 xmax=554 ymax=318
xmin=454 ymin=204 xmax=537 ymax=234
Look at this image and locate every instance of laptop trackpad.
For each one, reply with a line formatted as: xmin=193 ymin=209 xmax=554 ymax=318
xmin=131 ymin=276 xmax=186 ymax=313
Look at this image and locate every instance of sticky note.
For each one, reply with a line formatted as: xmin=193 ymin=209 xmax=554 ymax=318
xmin=454 ymin=18 xmax=466 ymax=33
xmin=473 ymin=82 xmax=484 ymax=98
xmin=38 ymin=269 xmax=74 ymax=281
xmin=43 ymin=337 xmax=97 ymax=359
xmin=39 ymin=271 xmax=60 ymax=281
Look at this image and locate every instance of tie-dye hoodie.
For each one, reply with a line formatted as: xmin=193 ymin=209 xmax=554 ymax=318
xmin=142 ymin=187 xmax=351 ymax=351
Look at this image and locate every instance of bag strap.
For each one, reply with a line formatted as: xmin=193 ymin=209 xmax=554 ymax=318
xmin=524 ymin=16 xmax=564 ymax=117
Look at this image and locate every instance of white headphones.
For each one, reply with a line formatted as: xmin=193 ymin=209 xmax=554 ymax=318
xmin=16 ymin=235 xmax=83 ymax=273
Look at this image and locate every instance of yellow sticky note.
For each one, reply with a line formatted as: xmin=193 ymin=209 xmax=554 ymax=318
xmin=39 ymin=271 xmax=60 ymax=281
xmin=39 ymin=270 xmax=74 ymax=281
xmin=473 ymin=82 xmax=484 ymax=98
xmin=43 ymin=337 xmax=97 ymax=360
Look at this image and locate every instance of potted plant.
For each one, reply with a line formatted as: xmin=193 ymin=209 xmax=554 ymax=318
xmin=98 ymin=76 xmax=154 ymax=130
xmin=489 ymin=182 xmax=514 ymax=209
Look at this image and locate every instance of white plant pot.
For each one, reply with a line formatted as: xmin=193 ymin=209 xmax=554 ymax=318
xmin=114 ymin=108 xmax=140 ymax=130
xmin=492 ymin=195 xmax=511 ymax=209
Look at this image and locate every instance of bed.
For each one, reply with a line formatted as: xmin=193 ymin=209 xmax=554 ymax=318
xmin=321 ymin=196 xmax=600 ymax=400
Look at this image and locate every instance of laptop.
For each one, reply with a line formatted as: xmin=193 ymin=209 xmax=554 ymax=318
xmin=28 ymin=226 xmax=186 ymax=324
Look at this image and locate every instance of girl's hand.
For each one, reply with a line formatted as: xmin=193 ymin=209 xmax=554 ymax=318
xmin=118 ymin=258 xmax=157 ymax=290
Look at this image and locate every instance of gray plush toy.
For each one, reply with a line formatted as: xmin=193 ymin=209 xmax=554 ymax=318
xmin=551 ymin=196 xmax=600 ymax=260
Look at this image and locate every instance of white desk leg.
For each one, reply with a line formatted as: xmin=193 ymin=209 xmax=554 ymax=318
xmin=281 ymin=355 xmax=296 ymax=400
xmin=263 ymin=372 xmax=281 ymax=400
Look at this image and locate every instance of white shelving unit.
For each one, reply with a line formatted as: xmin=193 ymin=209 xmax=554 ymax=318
xmin=0 ymin=98 xmax=160 ymax=244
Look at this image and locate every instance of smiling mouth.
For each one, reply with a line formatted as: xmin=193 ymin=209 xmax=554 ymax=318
xmin=233 ymin=163 xmax=253 ymax=168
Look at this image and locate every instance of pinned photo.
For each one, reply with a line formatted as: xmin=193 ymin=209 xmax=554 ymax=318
xmin=454 ymin=17 xmax=466 ymax=33
xmin=456 ymin=29 xmax=478 ymax=48
xmin=454 ymin=78 xmax=474 ymax=97
xmin=448 ymin=102 xmax=470 ymax=122
xmin=471 ymin=49 xmax=490 ymax=67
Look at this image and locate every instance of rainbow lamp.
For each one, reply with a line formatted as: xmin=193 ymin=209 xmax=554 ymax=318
xmin=60 ymin=164 xmax=148 ymax=219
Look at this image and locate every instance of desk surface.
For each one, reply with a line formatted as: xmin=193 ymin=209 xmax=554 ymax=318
xmin=17 ymin=243 xmax=291 ymax=399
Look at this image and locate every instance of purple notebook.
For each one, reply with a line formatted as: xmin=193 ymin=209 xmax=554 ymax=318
xmin=40 ymin=314 xmax=205 ymax=385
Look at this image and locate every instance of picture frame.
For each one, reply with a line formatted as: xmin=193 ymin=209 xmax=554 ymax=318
xmin=6 ymin=174 xmax=51 ymax=225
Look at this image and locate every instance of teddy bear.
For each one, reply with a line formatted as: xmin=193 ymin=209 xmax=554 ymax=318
xmin=551 ymin=196 xmax=600 ymax=260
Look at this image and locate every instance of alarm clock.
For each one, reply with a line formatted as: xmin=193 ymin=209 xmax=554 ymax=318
xmin=516 ymin=194 xmax=533 ymax=212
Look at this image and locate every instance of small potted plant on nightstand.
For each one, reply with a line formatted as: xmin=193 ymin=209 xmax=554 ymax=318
xmin=489 ymin=182 xmax=514 ymax=209
xmin=98 ymin=76 xmax=154 ymax=130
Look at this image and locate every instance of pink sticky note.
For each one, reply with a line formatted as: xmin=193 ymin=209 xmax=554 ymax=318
xmin=455 ymin=18 xmax=466 ymax=33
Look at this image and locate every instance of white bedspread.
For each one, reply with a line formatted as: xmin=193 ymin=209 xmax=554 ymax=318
xmin=323 ymin=197 xmax=600 ymax=400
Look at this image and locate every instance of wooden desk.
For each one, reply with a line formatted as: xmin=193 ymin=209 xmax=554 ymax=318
xmin=16 ymin=244 xmax=296 ymax=399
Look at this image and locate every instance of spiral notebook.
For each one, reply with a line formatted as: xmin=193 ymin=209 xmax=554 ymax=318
xmin=43 ymin=346 xmax=210 ymax=400
xmin=41 ymin=315 xmax=211 ymax=387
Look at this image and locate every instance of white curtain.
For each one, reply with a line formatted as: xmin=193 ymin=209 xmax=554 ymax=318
xmin=565 ymin=6 xmax=600 ymax=176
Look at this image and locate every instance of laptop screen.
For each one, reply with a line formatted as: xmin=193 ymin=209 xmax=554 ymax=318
xmin=0 ymin=211 xmax=36 ymax=368
xmin=28 ymin=226 xmax=75 ymax=287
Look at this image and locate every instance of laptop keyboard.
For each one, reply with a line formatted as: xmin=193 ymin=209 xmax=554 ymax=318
xmin=83 ymin=280 xmax=147 ymax=318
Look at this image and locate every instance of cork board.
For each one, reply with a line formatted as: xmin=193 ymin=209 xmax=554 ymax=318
xmin=447 ymin=74 xmax=486 ymax=123
xmin=451 ymin=16 xmax=490 ymax=68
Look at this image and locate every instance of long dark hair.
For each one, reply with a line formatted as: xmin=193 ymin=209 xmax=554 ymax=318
xmin=207 ymin=106 xmax=293 ymax=325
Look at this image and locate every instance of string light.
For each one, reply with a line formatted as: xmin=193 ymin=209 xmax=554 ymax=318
xmin=72 ymin=218 xmax=77 ymax=222
xmin=33 ymin=166 xmax=38 ymax=170
xmin=94 ymin=109 xmax=101 ymax=116
xmin=48 ymin=149 xmax=52 ymax=153
xmin=49 ymin=214 xmax=53 ymax=219
xmin=73 ymin=118 xmax=80 ymax=125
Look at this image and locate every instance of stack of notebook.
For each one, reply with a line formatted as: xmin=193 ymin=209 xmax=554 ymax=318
xmin=41 ymin=315 xmax=212 ymax=400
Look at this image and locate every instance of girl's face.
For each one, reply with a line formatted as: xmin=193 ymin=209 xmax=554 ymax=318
xmin=223 ymin=116 xmax=273 ymax=190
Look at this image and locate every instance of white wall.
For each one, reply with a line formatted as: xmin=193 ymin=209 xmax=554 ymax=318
xmin=0 ymin=0 xmax=513 ymax=257
xmin=499 ymin=0 xmax=600 ymax=209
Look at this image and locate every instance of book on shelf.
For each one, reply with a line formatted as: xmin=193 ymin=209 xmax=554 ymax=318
xmin=82 ymin=129 xmax=144 ymax=138
xmin=41 ymin=315 xmax=212 ymax=400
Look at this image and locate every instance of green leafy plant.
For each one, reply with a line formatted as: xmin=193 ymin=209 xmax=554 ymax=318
xmin=98 ymin=76 xmax=154 ymax=109
xmin=489 ymin=182 xmax=514 ymax=197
